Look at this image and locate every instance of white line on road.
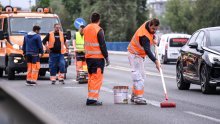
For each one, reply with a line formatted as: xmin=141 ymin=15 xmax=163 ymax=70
xmin=102 ymin=86 xmax=161 ymax=107
xmin=184 ymin=111 xmax=220 ymax=123
xmin=63 ymin=86 xmax=84 ymax=89
xmin=107 ymin=66 xmax=175 ymax=79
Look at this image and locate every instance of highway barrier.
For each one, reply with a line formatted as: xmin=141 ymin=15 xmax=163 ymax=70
xmin=0 ymin=84 xmax=63 ymax=124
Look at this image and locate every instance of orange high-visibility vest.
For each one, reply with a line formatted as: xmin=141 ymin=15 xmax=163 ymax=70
xmin=48 ymin=31 xmax=66 ymax=54
xmin=128 ymin=21 xmax=154 ymax=58
xmin=83 ymin=23 xmax=104 ymax=58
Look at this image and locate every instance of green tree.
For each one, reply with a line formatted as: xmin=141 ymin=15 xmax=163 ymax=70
xmin=50 ymin=0 xmax=72 ymax=30
xmin=165 ymin=0 xmax=194 ymax=33
xmin=193 ymin=0 xmax=220 ymax=32
xmin=80 ymin=0 xmax=138 ymax=41
xmin=136 ymin=0 xmax=149 ymax=27
xmin=37 ymin=0 xmax=50 ymax=8
xmin=62 ymin=0 xmax=149 ymax=41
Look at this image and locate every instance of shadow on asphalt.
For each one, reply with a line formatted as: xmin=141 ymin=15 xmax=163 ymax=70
xmin=1 ymin=75 xmax=50 ymax=81
xmin=189 ymin=88 xmax=220 ymax=95
xmin=161 ymin=62 xmax=176 ymax=65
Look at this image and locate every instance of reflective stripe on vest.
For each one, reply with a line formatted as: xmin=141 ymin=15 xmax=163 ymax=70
xmin=48 ymin=31 xmax=66 ymax=54
xmin=83 ymin=23 xmax=104 ymax=58
xmin=85 ymin=42 xmax=100 ymax=47
xmin=86 ymin=51 xmax=102 ymax=55
xmin=89 ymin=90 xmax=99 ymax=93
xmin=75 ymin=32 xmax=84 ymax=50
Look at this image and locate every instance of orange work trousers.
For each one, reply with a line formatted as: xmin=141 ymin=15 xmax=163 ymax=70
xmin=88 ymin=68 xmax=103 ymax=100
xmin=26 ymin=55 xmax=40 ymax=82
xmin=27 ymin=62 xmax=40 ymax=82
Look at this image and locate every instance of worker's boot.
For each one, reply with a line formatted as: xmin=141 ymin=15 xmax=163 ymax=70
xmin=133 ymin=97 xmax=147 ymax=105
xmin=26 ymin=81 xmax=36 ymax=86
xmin=51 ymin=81 xmax=56 ymax=85
xmin=86 ymin=99 xmax=102 ymax=106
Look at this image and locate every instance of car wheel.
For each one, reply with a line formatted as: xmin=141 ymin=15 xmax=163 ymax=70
xmin=8 ymin=68 xmax=15 ymax=80
xmin=200 ymin=65 xmax=216 ymax=94
xmin=0 ymin=68 xmax=3 ymax=77
xmin=176 ymin=63 xmax=190 ymax=90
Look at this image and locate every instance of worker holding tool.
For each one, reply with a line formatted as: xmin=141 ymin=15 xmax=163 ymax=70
xmin=22 ymin=25 xmax=43 ymax=86
xmin=72 ymin=25 xmax=87 ymax=80
xmin=42 ymin=23 xmax=68 ymax=85
xmin=128 ymin=18 xmax=160 ymax=105
xmin=84 ymin=13 xmax=109 ymax=106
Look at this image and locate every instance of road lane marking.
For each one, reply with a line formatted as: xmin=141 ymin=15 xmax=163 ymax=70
xmin=184 ymin=111 xmax=220 ymax=123
xmin=63 ymin=86 xmax=84 ymax=89
xmin=102 ymin=86 xmax=160 ymax=107
xmin=107 ymin=66 xmax=175 ymax=79
xmin=101 ymin=87 xmax=114 ymax=93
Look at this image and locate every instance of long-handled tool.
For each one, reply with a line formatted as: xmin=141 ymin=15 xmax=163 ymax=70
xmin=154 ymin=45 xmax=176 ymax=108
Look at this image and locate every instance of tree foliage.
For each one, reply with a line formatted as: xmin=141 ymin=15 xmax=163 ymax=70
xmin=62 ymin=0 xmax=149 ymax=41
xmin=37 ymin=0 xmax=50 ymax=8
xmin=165 ymin=0 xmax=220 ymax=34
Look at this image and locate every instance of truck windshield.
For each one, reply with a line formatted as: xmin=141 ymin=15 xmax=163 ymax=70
xmin=9 ymin=17 xmax=60 ymax=35
xmin=169 ymin=38 xmax=189 ymax=47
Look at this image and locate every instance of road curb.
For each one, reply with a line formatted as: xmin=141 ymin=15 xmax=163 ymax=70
xmin=0 ymin=83 xmax=63 ymax=124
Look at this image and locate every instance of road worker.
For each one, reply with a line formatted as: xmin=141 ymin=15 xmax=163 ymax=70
xmin=127 ymin=18 xmax=161 ymax=105
xmin=22 ymin=25 xmax=43 ymax=86
xmin=42 ymin=23 xmax=68 ymax=85
xmin=84 ymin=13 xmax=110 ymax=106
xmin=73 ymin=25 xmax=87 ymax=80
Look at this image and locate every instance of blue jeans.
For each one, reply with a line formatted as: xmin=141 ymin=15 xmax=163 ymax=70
xmin=49 ymin=53 xmax=65 ymax=76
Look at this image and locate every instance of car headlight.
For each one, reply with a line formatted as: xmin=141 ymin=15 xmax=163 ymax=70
xmin=13 ymin=44 xmax=20 ymax=50
xmin=208 ymin=53 xmax=220 ymax=63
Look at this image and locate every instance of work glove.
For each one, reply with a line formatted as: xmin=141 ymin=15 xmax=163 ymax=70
xmin=105 ymin=57 xmax=110 ymax=67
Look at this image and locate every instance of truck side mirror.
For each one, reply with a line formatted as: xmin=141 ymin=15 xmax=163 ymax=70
xmin=0 ymin=30 xmax=4 ymax=40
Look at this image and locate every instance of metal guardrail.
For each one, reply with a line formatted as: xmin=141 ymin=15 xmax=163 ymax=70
xmin=0 ymin=84 xmax=63 ymax=124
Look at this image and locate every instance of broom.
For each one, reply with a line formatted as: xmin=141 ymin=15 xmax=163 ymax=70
xmin=154 ymin=45 xmax=176 ymax=108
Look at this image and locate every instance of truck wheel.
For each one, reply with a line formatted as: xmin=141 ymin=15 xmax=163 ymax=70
xmin=0 ymin=68 xmax=3 ymax=77
xmin=39 ymin=71 xmax=46 ymax=76
xmin=8 ymin=68 xmax=15 ymax=80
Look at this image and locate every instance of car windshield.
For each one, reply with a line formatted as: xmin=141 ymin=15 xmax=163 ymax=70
xmin=209 ymin=30 xmax=220 ymax=46
xmin=169 ymin=38 xmax=189 ymax=47
xmin=9 ymin=17 xmax=60 ymax=35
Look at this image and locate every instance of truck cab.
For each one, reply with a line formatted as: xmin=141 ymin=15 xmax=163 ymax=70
xmin=0 ymin=6 xmax=71 ymax=80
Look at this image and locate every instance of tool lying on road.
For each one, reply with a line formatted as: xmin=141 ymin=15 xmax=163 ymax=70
xmin=155 ymin=45 xmax=176 ymax=108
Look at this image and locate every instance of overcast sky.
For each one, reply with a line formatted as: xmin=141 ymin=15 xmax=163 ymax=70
xmin=0 ymin=0 xmax=36 ymax=9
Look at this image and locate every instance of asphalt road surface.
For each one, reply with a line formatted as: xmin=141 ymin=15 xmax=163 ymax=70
xmin=0 ymin=53 xmax=220 ymax=124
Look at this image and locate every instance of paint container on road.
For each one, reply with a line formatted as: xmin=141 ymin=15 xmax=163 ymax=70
xmin=113 ymin=86 xmax=129 ymax=104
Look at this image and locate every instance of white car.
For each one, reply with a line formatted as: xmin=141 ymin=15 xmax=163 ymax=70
xmin=157 ymin=33 xmax=191 ymax=64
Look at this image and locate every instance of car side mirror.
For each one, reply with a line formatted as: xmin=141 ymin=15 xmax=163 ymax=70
xmin=188 ymin=42 xmax=198 ymax=49
xmin=64 ymin=30 xmax=71 ymax=40
xmin=0 ymin=30 xmax=4 ymax=40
